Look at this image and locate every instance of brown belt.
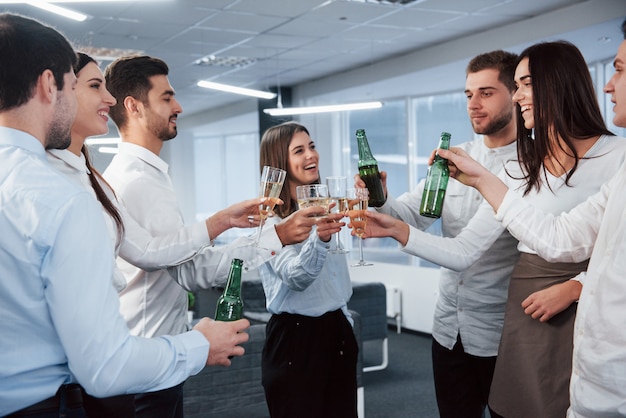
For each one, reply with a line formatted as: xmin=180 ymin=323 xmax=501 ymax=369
xmin=9 ymin=384 xmax=83 ymax=416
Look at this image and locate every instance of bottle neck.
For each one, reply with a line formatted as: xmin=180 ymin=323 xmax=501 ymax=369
xmin=434 ymin=134 xmax=450 ymax=162
xmin=224 ymin=260 xmax=243 ymax=296
xmin=357 ymin=134 xmax=377 ymax=166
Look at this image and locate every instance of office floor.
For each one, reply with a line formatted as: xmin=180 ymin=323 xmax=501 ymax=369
xmin=361 ymin=330 xmax=438 ymax=418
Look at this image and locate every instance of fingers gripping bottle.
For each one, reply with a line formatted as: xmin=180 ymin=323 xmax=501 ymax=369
xmin=419 ymin=132 xmax=451 ymax=219
xmin=214 ymin=259 xmax=244 ymax=321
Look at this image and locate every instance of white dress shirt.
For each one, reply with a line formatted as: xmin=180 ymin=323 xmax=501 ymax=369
xmin=103 ymin=142 xmax=283 ymax=337
xmin=0 ymin=128 xmax=208 ymax=416
xmin=495 ymin=155 xmax=626 ymax=417
xmin=379 ymin=138 xmax=519 ymax=356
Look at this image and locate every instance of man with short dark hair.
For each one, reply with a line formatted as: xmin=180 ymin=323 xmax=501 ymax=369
xmin=0 ymin=13 xmax=249 ymax=417
xmin=358 ymin=50 xmax=520 ymax=418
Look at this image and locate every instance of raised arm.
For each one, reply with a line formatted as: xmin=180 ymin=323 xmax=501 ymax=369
xmin=439 ymin=147 xmax=608 ymax=262
xmin=360 ymin=200 xmax=507 ymax=271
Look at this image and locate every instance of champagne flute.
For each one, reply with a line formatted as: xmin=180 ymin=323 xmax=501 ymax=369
xmin=347 ymin=187 xmax=372 ymax=267
xmin=255 ymin=166 xmax=286 ymax=245
xmin=296 ymin=184 xmax=330 ymax=220
xmin=325 ymin=176 xmax=349 ymax=254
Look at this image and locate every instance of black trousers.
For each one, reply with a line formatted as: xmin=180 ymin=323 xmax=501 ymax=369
xmin=431 ymin=335 xmax=497 ymax=418
xmin=262 ymin=309 xmax=358 ymax=418
xmin=134 ymin=382 xmax=184 ymax=418
xmin=7 ymin=384 xmax=86 ymax=418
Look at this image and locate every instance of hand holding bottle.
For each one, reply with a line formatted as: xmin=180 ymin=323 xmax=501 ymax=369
xmin=192 ymin=317 xmax=250 ymax=367
xmin=436 ymin=147 xmax=509 ymax=212
xmin=353 ymin=170 xmax=388 ymax=199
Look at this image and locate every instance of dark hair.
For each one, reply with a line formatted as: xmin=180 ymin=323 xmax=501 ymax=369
xmin=75 ymin=52 xmax=125 ymax=238
xmin=466 ymin=50 xmax=519 ymax=92
xmin=622 ymin=18 xmax=626 ymax=39
xmin=0 ymin=13 xmax=76 ymax=111
xmin=514 ymin=41 xmax=613 ymax=195
xmin=259 ymin=121 xmax=318 ymax=218
xmin=104 ymin=55 xmax=169 ymax=129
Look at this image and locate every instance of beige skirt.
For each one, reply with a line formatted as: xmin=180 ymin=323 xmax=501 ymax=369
xmin=488 ymin=253 xmax=588 ymax=418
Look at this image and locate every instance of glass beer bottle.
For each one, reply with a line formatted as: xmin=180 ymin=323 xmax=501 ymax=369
xmin=419 ymin=132 xmax=451 ymax=218
xmin=356 ymin=129 xmax=386 ymax=207
xmin=214 ymin=258 xmax=244 ymax=321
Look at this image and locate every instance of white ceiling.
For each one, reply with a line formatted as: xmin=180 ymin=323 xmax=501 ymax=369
xmin=2 ymin=0 xmax=624 ymax=116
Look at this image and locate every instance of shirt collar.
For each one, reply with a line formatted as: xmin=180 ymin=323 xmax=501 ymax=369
xmin=0 ymin=126 xmax=46 ymax=158
xmin=118 ymin=142 xmax=169 ymax=173
xmin=47 ymin=148 xmax=88 ymax=174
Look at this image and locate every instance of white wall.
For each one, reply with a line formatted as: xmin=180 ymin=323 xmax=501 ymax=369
xmin=350 ymin=263 xmax=440 ymax=334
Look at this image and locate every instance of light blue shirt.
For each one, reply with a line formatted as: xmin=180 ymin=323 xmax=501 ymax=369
xmin=0 ymin=127 xmax=208 ymax=416
xmin=259 ymin=217 xmax=353 ymax=321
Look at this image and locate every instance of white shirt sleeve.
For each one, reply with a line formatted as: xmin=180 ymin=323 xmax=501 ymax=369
xmin=401 ymin=200 xmax=507 ymax=271
xmin=118 ymin=202 xmax=212 ymax=271
xmin=495 ymin=176 xmax=611 ymax=263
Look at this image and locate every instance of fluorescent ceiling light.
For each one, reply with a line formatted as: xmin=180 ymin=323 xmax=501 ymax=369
xmin=26 ymin=1 xmax=88 ymax=21
xmin=85 ymin=137 xmax=120 ymax=146
xmin=97 ymin=146 xmax=119 ymax=154
xmin=263 ymin=101 xmax=383 ymax=116
xmin=197 ymin=80 xmax=277 ymax=100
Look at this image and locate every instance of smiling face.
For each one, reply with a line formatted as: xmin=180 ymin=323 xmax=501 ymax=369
xmin=604 ymin=40 xmax=626 ymax=128
xmin=512 ymin=57 xmax=534 ymax=130
xmin=72 ymin=62 xmax=116 ymax=145
xmin=465 ymin=68 xmax=515 ymax=136
xmin=287 ymin=130 xmax=320 ymax=194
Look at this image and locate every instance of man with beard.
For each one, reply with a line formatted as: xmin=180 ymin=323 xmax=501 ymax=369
xmin=355 ymin=50 xmax=519 ymax=418
xmin=0 ymin=14 xmax=250 ymax=418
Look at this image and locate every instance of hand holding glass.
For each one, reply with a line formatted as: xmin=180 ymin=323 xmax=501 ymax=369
xmin=255 ymin=166 xmax=286 ymax=245
xmin=348 ymin=187 xmax=372 ymax=267
xmin=296 ymin=184 xmax=330 ymax=220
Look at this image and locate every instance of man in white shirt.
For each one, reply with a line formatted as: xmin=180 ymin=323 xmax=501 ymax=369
xmin=0 ymin=13 xmax=249 ymax=417
xmin=437 ymin=18 xmax=626 ymax=418
xmin=102 ymin=55 xmax=316 ymax=417
xmin=358 ymin=50 xmax=519 ymax=418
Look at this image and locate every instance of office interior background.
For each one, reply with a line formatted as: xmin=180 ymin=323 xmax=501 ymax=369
xmin=5 ymin=0 xmax=624 ymax=332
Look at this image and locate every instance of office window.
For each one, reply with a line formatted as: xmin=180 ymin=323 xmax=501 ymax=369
xmin=194 ymin=133 xmax=259 ymax=243
xmin=348 ymin=100 xmax=411 ymax=264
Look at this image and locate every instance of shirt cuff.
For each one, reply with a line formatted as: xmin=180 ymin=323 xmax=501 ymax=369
xmin=172 ymin=330 xmax=209 ymax=377
xmin=191 ymin=220 xmax=214 ymax=248
xmin=258 ymin=225 xmax=284 ymax=253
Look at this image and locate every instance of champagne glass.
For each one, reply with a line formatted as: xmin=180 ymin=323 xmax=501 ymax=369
xmin=255 ymin=166 xmax=286 ymax=245
xmin=325 ymin=176 xmax=349 ymax=254
xmin=296 ymin=184 xmax=330 ymax=220
xmin=347 ymin=187 xmax=372 ymax=267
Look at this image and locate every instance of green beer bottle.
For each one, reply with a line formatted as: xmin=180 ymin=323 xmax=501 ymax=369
xmin=419 ymin=132 xmax=451 ymax=219
xmin=214 ymin=258 xmax=244 ymax=321
xmin=356 ymin=129 xmax=386 ymax=207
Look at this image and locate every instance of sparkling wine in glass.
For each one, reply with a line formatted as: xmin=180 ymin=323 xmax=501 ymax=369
xmin=255 ymin=166 xmax=286 ymax=246
xmin=347 ymin=187 xmax=372 ymax=267
xmin=296 ymin=184 xmax=330 ymax=220
xmin=325 ymin=176 xmax=349 ymax=253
